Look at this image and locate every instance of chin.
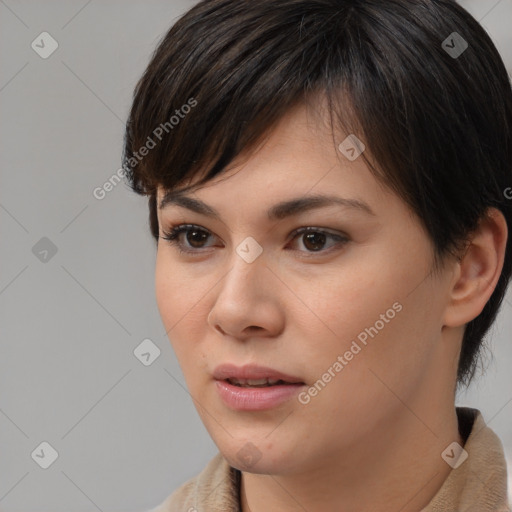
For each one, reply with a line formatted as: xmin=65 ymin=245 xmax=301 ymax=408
xmin=217 ymin=436 xmax=301 ymax=475
xmin=225 ymin=451 xmax=283 ymax=474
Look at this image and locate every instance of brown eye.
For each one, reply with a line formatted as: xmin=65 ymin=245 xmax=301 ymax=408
xmin=289 ymin=227 xmax=348 ymax=255
xmin=301 ymin=231 xmax=327 ymax=251
xmin=160 ymin=224 xmax=216 ymax=254
xmin=184 ymin=228 xmax=210 ymax=248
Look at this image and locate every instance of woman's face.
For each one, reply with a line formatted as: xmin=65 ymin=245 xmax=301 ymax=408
xmin=155 ymin=101 xmax=459 ymax=476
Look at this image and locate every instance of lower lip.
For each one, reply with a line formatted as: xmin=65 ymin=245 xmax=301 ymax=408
xmin=215 ymin=379 xmax=306 ymax=411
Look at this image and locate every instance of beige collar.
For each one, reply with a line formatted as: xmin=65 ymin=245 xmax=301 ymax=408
xmin=421 ymin=407 xmax=510 ymax=511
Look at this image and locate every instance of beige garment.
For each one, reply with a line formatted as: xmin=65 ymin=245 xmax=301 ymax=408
xmin=148 ymin=407 xmax=511 ymax=512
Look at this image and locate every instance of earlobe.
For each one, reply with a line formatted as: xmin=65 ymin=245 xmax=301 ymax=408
xmin=442 ymin=208 xmax=508 ymax=328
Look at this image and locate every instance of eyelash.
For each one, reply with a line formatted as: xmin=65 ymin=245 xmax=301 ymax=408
xmin=160 ymin=223 xmax=349 ymax=258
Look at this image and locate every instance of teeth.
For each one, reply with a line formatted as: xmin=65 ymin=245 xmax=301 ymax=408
xmin=228 ymin=378 xmax=282 ymax=387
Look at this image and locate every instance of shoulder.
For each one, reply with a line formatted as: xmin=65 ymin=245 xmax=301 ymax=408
xmin=146 ymin=452 xmax=241 ymax=512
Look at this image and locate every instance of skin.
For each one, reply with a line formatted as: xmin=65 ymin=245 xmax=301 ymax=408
xmin=154 ymin=99 xmax=508 ymax=512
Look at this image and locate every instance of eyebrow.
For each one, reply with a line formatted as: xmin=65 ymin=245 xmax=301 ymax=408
xmin=158 ymin=191 xmax=376 ymax=220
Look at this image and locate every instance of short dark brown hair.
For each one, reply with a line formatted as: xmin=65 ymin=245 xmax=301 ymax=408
xmin=123 ymin=0 xmax=512 ymax=387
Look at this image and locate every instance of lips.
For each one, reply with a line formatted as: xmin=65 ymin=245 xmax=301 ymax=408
xmin=213 ymin=364 xmax=307 ymax=410
xmin=213 ymin=364 xmax=305 ymax=386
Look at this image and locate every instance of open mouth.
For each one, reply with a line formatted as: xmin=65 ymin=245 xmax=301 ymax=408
xmin=225 ymin=378 xmax=305 ymax=388
xmin=216 ymin=372 xmax=307 ymax=410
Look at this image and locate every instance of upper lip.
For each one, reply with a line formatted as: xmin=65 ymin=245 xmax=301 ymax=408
xmin=213 ymin=364 xmax=305 ymax=384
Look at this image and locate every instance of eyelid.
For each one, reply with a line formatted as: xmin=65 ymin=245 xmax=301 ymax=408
xmin=160 ymin=222 xmax=349 ymax=257
xmin=161 ymin=222 xmax=347 ymax=239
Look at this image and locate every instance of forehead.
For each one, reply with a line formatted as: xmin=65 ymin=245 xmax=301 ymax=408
xmin=155 ymin=100 xmax=391 ymax=214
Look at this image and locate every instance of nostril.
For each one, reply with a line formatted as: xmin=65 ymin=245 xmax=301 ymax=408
xmin=215 ymin=325 xmax=227 ymax=335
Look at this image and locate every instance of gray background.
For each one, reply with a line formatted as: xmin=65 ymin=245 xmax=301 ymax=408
xmin=0 ymin=1 xmax=511 ymax=510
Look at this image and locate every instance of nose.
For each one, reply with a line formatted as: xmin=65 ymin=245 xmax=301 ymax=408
xmin=206 ymin=248 xmax=284 ymax=340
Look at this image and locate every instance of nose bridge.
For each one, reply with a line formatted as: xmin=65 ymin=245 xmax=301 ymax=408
xmin=210 ymin=236 xmax=274 ymax=318
xmin=223 ymin=238 xmax=267 ymax=296
xmin=204 ymin=247 xmax=261 ymax=333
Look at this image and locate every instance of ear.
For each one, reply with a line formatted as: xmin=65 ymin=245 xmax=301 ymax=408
xmin=442 ymin=207 xmax=508 ymax=328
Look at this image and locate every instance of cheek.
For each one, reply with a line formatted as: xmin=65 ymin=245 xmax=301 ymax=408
xmin=155 ymin=252 xmax=204 ymax=360
xmin=155 ymin=249 xmax=207 ymax=323
xmin=294 ymin=295 xmax=433 ymax=447
xmin=155 ymin=253 xmax=180 ymax=328
xmin=289 ymin=259 xmax=395 ymax=353
xmin=294 ymin=248 xmax=436 ymax=388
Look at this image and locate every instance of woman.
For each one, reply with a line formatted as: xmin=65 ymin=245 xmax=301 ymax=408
xmin=123 ymin=0 xmax=512 ymax=510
